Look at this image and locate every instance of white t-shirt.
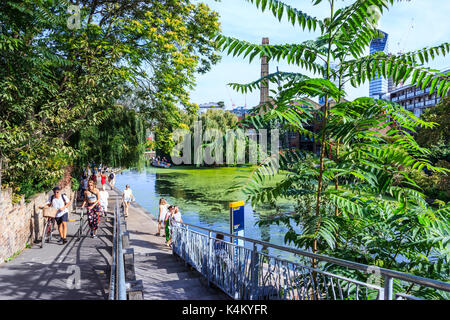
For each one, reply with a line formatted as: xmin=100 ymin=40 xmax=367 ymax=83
xmin=159 ymin=204 xmax=169 ymax=222
xmin=123 ymin=189 xmax=133 ymax=201
xmin=172 ymin=212 xmax=182 ymax=223
xmin=99 ymin=190 xmax=109 ymax=208
xmin=46 ymin=194 xmax=70 ymax=218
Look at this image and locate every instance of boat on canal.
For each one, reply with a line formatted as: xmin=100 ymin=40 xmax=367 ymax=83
xmin=151 ymin=159 xmax=172 ymax=168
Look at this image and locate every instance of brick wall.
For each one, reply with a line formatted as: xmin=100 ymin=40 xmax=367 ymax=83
xmin=0 ymin=184 xmax=73 ymax=263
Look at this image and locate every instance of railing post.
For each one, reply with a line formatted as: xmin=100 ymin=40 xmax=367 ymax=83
xmin=207 ymin=231 xmax=212 ymax=287
xmin=384 ymin=276 xmax=393 ymax=300
xmin=184 ymin=225 xmax=189 ymax=266
xmin=108 ymin=202 xmax=117 ymax=300
xmin=250 ymin=242 xmax=259 ymax=300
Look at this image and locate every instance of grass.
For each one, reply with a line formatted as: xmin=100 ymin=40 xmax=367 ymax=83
xmin=4 ymin=242 xmax=31 ymax=263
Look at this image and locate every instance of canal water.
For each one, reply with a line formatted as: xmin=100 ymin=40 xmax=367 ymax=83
xmin=115 ymin=166 xmax=301 ymax=258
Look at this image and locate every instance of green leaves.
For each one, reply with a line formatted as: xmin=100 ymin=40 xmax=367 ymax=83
xmin=244 ymin=0 xmax=324 ymax=32
xmin=216 ymin=35 xmax=326 ymax=73
xmin=343 ymin=44 xmax=450 ymax=97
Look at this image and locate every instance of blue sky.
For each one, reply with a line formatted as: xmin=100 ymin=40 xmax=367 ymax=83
xmin=189 ymin=0 xmax=450 ymax=109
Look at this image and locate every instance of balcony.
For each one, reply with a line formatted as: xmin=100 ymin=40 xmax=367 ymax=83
xmin=392 ymin=97 xmax=399 ymax=102
xmin=425 ymin=87 xmax=431 ymax=93
xmin=398 ymin=95 xmax=406 ymax=100
xmin=416 ymin=102 xmax=424 ymax=108
xmin=406 ymin=104 xmax=414 ymax=110
xmin=425 ymin=100 xmax=435 ymax=106
xmin=416 ymin=89 xmax=424 ymax=95
xmin=407 ymin=92 xmax=415 ymax=98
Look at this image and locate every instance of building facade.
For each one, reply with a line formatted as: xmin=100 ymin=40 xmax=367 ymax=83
xmin=369 ymin=30 xmax=389 ymax=99
xmin=230 ymin=106 xmax=248 ymax=121
xmin=388 ymin=68 xmax=450 ymax=117
xmin=198 ymin=102 xmax=224 ymax=113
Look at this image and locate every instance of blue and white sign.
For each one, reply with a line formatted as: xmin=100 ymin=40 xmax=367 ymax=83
xmin=229 ymin=201 xmax=245 ymax=248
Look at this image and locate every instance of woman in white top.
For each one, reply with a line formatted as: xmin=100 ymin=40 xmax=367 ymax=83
xmin=157 ymin=198 xmax=169 ymax=236
xmin=172 ymin=206 xmax=183 ymax=224
xmin=99 ymin=185 xmax=109 ymax=216
xmin=167 ymin=206 xmax=183 ymax=247
xmin=122 ymin=184 xmax=134 ymax=218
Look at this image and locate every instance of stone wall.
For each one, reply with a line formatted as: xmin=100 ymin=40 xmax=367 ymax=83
xmin=0 ymin=184 xmax=73 ymax=263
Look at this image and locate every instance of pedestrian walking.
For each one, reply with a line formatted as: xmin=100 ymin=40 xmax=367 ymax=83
xmin=80 ymin=175 xmax=89 ymax=201
xmin=100 ymin=171 xmax=107 ymax=188
xmin=40 ymin=186 xmax=71 ymax=244
xmin=91 ymin=173 xmax=97 ymax=185
xmin=82 ymin=179 xmax=101 ymax=238
xmin=108 ymin=171 xmax=115 ymax=190
xmin=122 ymin=184 xmax=134 ymax=218
xmin=157 ymin=198 xmax=170 ymax=236
xmin=99 ymin=185 xmax=109 ymax=216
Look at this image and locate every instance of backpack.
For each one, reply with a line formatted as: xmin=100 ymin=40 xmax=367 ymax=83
xmin=109 ymin=173 xmax=115 ymax=179
xmin=50 ymin=193 xmax=68 ymax=206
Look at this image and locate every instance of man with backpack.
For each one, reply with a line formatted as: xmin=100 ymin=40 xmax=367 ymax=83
xmin=41 ymin=186 xmax=71 ymax=244
xmin=108 ymin=171 xmax=115 ymax=190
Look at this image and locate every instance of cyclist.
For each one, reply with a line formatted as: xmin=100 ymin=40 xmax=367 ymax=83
xmin=40 ymin=186 xmax=71 ymax=244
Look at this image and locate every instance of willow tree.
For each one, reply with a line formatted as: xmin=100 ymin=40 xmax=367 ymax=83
xmin=218 ymin=0 xmax=450 ymax=297
xmin=0 ymin=0 xmax=221 ymax=196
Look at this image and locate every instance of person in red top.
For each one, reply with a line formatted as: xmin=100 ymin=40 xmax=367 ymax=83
xmin=101 ymin=171 xmax=106 ymax=188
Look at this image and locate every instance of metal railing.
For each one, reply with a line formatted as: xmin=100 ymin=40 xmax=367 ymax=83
xmin=109 ymin=199 xmax=126 ymax=300
xmin=171 ymin=222 xmax=450 ymax=300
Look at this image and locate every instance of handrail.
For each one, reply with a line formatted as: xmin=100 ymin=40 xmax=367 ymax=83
xmin=116 ymin=199 xmax=126 ymax=300
xmin=175 ymin=221 xmax=450 ymax=294
xmin=108 ymin=202 xmax=117 ymax=300
xmin=109 ymin=199 xmax=127 ymax=300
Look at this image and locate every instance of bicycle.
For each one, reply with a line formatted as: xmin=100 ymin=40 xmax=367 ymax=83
xmin=75 ymin=206 xmax=87 ymax=240
xmin=41 ymin=217 xmax=56 ymax=248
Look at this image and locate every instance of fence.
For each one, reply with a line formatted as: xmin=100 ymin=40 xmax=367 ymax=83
xmin=108 ymin=199 xmax=143 ymax=300
xmin=171 ymin=222 xmax=450 ymax=300
xmin=108 ymin=199 xmax=126 ymax=300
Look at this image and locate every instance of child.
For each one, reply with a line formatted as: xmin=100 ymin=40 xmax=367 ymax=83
xmin=164 ymin=205 xmax=175 ymax=246
xmin=99 ymin=185 xmax=109 ymax=216
xmin=168 ymin=206 xmax=183 ymax=247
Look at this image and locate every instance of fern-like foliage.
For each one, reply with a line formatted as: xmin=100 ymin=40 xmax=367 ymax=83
xmin=219 ymin=0 xmax=450 ymax=296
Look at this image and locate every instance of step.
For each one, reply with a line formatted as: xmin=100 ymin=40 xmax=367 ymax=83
xmin=141 ymin=277 xmax=220 ymax=300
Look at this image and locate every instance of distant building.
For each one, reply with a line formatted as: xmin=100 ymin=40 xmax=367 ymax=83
xmin=230 ymin=106 xmax=248 ymax=120
xmin=198 ymin=102 xmax=224 ymax=113
xmin=260 ymin=37 xmax=270 ymax=106
xmin=387 ymin=67 xmax=450 ymax=118
xmin=369 ymin=30 xmax=389 ymax=99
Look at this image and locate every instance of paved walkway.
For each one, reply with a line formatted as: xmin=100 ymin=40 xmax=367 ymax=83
xmin=123 ymin=192 xmax=228 ymax=300
xmin=0 ymin=179 xmax=227 ymax=300
xmin=0 ymin=188 xmax=115 ymax=300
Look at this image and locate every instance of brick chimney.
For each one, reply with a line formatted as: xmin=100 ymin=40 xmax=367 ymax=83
xmin=259 ymin=37 xmax=269 ymax=105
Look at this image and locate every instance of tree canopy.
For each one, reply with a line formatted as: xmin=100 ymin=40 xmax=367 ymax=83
xmin=0 ymin=0 xmax=221 ymax=197
xmin=220 ymin=0 xmax=450 ymax=298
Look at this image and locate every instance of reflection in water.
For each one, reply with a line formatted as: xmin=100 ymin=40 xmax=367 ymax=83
xmin=260 ymin=224 xmax=271 ymax=256
xmin=115 ymin=166 xmax=300 ymax=258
